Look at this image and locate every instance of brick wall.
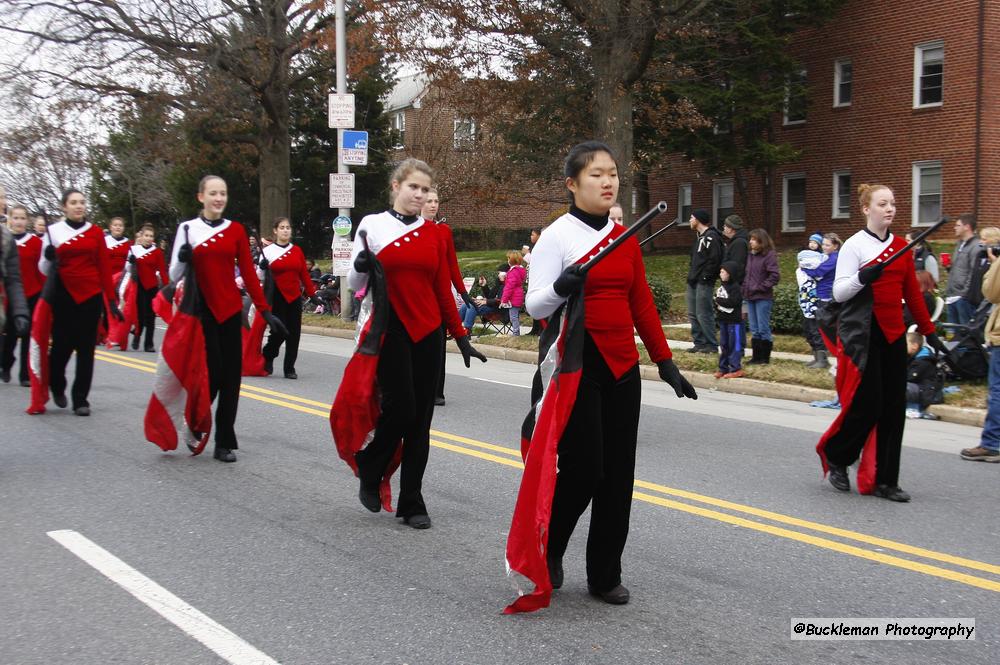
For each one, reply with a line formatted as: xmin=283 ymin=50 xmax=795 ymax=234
xmin=646 ymin=0 xmax=995 ymax=251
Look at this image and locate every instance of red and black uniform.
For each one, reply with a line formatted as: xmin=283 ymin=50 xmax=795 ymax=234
xmin=817 ymin=230 xmax=935 ymax=493
xmin=105 ymin=233 xmax=131 ymax=275
xmin=39 ymin=221 xmax=117 ymax=409
xmin=2 ymin=232 xmax=44 ymax=384
xmin=131 ymin=243 xmax=168 ymax=350
xmin=433 ymin=219 xmax=468 ymax=402
xmin=524 ymin=206 xmax=672 ymax=594
xmin=169 ymin=217 xmax=269 ymax=452
xmin=346 ymin=210 xmax=467 ymax=519
xmin=259 ymin=242 xmax=316 ymax=375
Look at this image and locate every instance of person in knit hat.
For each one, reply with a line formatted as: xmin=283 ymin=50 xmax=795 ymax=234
xmin=808 ymin=232 xmax=823 ymax=251
xmin=722 ymin=214 xmax=749 ymax=283
xmin=686 ymin=208 xmax=723 ymax=352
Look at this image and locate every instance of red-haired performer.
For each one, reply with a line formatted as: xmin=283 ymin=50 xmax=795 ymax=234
xmin=816 ymin=184 xmax=945 ymax=502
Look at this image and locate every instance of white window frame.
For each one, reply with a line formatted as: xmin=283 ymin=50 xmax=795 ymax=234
xmin=390 ymin=111 xmax=406 ymax=149
xmin=833 ymin=58 xmax=852 ymax=107
xmin=712 ymin=179 xmax=734 ymax=226
xmin=783 ymin=69 xmax=808 ymax=125
xmin=782 ymin=173 xmax=807 ymax=231
xmin=831 ymin=170 xmax=851 ymax=219
xmin=678 ymin=183 xmax=692 ymax=224
xmin=913 ymin=40 xmax=944 ymax=109
xmin=912 ymin=160 xmax=943 ymax=227
xmin=453 ymin=118 xmax=477 ymax=149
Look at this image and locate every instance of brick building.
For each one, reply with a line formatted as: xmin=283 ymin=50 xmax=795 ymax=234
xmin=646 ymin=0 xmax=999 ymax=250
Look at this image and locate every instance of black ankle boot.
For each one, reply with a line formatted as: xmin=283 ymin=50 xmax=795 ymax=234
xmin=828 ymin=464 xmax=850 ymax=491
xmin=747 ymin=338 xmax=762 ymax=365
xmin=213 ymin=447 xmax=237 ymax=462
xmin=548 ymin=556 xmax=564 ymax=589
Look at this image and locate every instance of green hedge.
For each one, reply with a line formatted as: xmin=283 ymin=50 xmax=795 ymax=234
xmin=647 ymin=276 xmax=672 ymax=320
xmin=771 ymin=284 xmax=804 ymax=334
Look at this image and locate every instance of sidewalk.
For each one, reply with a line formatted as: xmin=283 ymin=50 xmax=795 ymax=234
xmin=302 ymin=324 xmax=986 ymax=428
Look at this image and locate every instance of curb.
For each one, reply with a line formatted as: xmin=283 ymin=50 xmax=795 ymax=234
xmin=301 ymin=325 xmax=985 ymax=428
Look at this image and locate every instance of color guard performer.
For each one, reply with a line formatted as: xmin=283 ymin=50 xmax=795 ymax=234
xmin=332 ymin=158 xmax=486 ymax=529
xmin=167 ymin=176 xmax=285 ymax=462
xmin=105 ymin=216 xmax=131 ymax=274
xmin=129 ymin=223 xmax=168 ymax=352
xmin=258 ymin=217 xmax=316 ymax=379
xmin=36 ymin=189 xmax=121 ymax=415
xmin=816 ymin=184 xmax=945 ymax=502
xmin=2 ymin=205 xmax=44 ymax=386
xmin=505 ymin=142 xmax=696 ymax=613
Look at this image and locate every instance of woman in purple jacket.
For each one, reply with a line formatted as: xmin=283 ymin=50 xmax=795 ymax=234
xmin=500 ymin=249 xmax=526 ymax=335
xmin=743 ymin=229 xmax=781 ymax=364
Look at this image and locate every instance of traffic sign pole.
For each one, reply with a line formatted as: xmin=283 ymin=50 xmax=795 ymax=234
xmin=335 ymin=0 xmax=352 ymax=320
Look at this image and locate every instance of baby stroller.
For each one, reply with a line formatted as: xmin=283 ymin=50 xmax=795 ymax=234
xmin=938 ymin=301 xmax=991 ymax=381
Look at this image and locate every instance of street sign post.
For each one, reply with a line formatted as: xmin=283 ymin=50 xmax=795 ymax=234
xmin=340 ymin=130 xmax=368 ymax=166
xmin=328 ymin=93 xmax=355 ymax=129
xmin=329 ymin=173 xmax=355 ymax=209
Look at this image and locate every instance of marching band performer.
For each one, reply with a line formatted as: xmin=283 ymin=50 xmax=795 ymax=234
xmin=2 ymin=205 xmax=43 ymax=386
xmin=129 ymin=223 xmax=168 ymax=352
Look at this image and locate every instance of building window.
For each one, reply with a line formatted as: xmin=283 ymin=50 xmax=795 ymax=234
xmin=783 ymin=174 xmax=806 ymax=231
xmin=390 ymin=111 xmax=405 ymax=148
xmin=453 ymin=118 xmax=477 ymax=149
xmin=832 ymin=171 xmax=851 ymax=218
xmin=784 ymin=69 xmax=807 ymax=125
xmin=713 ymin=180 xmax=734 ymax=226
xmin=914 ymin=41 xmax=944 ymax=108
xmin=912 ymin=161 xmax=942 ymax=225
xmin=834 ymin=59 xmax=852 ymax=107
xmin=678 ymin=184 xmax=692 ymax=224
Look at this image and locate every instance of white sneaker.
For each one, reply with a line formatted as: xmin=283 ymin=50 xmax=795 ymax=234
xmin=905 ymin=409 xmax=922 ymax=419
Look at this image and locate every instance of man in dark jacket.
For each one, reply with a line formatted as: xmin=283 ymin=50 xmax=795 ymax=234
xmin=686 ymin=209 xmax=723 ymax=352
xmin=722 ymin=215 xmax=749 ymax=283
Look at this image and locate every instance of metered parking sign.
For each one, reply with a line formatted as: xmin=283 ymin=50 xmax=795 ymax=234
xmin=341 ymin=130 xmax=368 ymax=166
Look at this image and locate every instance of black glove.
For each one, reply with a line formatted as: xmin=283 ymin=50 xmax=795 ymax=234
xmin=262 ymin=310 xmax=288 ymax=337
xmin=177 ymin=243 xmax=193 ymax=263
xmin=926 ymin=332 xmax=948 ymax=354
xmin=353 ymin=249 xmax=374 ymax=274
xmin=14 ymin=315 xmax=30 ymax=337
xmin=461 ymin=291 xmax=474 ymax=307
xmin=44 ymin=244 xmax=56 ymax=261
xmin=455 ymin=335 xmax=487 ymax=368
xmin=108 ymin=301 xmax=124 ymax=322
xmin=857 ymin=263 xmax=885 ymax=285
xmin=258 ymin=256 xmax=269 ymax=271
xmin=127 ymin=253 xmax=137 ymax=264
xmin=552 ymin=265 xmax=586 ymax=297
xmin=657 ymin=359 xmax=698 ymax=399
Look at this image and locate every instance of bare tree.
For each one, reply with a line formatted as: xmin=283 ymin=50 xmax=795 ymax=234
xmin=0 ymin=0 xmax=362 ymax=236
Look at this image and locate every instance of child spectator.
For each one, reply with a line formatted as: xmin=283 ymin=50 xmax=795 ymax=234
xmin=500 ymin=250 xmax=526 ymax=336
xmin=743 ymin=228 xmax=780 ymax=364
xmin=905 ymin=332 xmax=942 ymax=420
xmin=797 ymin=240 xmax=828 ymax=366
xmin=714 ymin=261 xmax=744 ymax=378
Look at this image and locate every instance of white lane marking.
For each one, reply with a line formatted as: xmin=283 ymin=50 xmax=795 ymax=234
xmin=470 ymin=377 xmax=530 ymax=389
xmin=47 ymin=530 xmax=279 ymax=665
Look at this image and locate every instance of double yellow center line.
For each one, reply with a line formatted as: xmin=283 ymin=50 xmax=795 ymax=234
xmin=93 ymin=349 xmax=1000 ymax=594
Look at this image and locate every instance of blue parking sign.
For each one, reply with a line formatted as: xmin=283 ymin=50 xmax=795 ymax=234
xmin=341 ymin=130 xmax=368 ymax=166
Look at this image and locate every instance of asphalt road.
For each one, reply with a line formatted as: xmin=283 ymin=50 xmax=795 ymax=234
xmin=1 ymin=328 xmax=997 ymax=664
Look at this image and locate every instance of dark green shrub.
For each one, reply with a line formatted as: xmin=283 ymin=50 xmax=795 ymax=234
xmin=771 ymin=284 xmax=804 ymax=334
xmin=647 ymin=276 xmax=672 ymax=319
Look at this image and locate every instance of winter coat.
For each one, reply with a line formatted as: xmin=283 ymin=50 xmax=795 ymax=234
xmin=687 ymin=227 xmax=724 ymax=286
xmin=714 ymin=280 xmax=743 ymax=324
xmin=982 ymin=259 xmax=1000 ymax=348
xmin=742 ymin=250 xmax=780 ymax=301
xmin=801 ymin=251 xmax=838 ymax=301
xmin=724 ymin=229 xmax=750 ymax=282
xmin=945 ymin=237 xmax=982 ymax=299
xmin=501 ymin=264 xmax=526 ymax=307
xmin=1 ymin=228 xmax=29 ymax=323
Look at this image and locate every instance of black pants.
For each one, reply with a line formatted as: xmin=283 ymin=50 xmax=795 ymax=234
xmin=135 ymin=285 xmax=158 ymax=348
xmin=803 ymin=316 xmax=824 ymax=352
xmin=49 ymin=286 xmax=102 ymax=409
xmin=548 ymin=334 xmax=641 ymax=593
xmin=355 ymin=309 xmax=443 ymax=518
xmin=201 ymin=311 xmax=242 ymax=449
xmin=824 ymin=323 xmax=908 ymax=486
xmin=2 ymin=294 xmax=39 ymax=382
xmin=436 ymin=324 xmax=447 ymax=399
xmin=262 ymin=294 xmax=302 ymax=373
